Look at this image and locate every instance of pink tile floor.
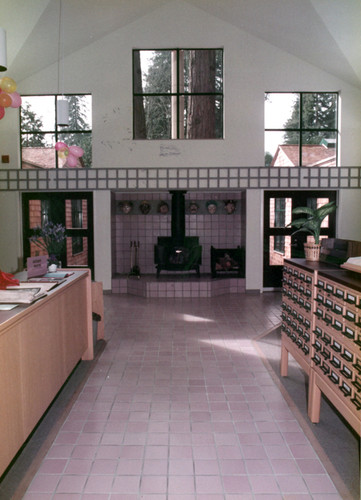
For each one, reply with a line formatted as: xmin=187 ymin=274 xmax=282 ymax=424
xmin=21 ymin=293 xmax=344 ymax=499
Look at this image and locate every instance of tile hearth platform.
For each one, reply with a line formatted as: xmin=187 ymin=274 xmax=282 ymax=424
xmin=112 ymin=274 xmax=245 ymax=298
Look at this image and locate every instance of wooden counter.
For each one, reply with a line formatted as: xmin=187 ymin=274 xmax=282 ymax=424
xmin=0 ymin=270 xmax=93 ymax=477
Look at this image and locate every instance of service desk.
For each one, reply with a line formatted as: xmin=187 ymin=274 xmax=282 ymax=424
xmin=0 ymin=270 xmax=93 ymax=477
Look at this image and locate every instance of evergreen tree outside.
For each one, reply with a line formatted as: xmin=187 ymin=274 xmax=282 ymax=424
xmin=283 ymin=93 xmax=337 ymax=145
xmin=142 ymin=50 xmax=172 ymax=139
xmin=20 ymin=103 xmax=46 ymax=146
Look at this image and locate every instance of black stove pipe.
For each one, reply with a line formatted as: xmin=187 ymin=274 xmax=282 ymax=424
xmin=170 ymin=190 xmax=186 ymax=246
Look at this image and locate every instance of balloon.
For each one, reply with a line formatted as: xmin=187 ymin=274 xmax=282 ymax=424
xmin=0 ymin=93 xmax=11 ymax=108
xmin=0 ymin=77 xmax=17 ymax=93
xmin=66 ymin=155 xmax=78 ymax=167
xmin=0 ymin=106 xmax=4 ymax=120
xmin=68 ymin=145 xmax=84 ymax=157
xmin=10 ymin=92 xmax=22 ymax=108
xmin=55 ymin=141 xmax=68 ymax=151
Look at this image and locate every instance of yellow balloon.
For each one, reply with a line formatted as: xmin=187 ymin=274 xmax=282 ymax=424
xmin=0 ymin=77 xmax=17 ymax=93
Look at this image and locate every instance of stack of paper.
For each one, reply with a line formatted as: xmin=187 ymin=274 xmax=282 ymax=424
xmin=0 ymin=287 xmax=46 ymax=304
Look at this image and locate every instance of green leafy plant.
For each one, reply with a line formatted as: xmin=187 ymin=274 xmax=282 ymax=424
xmin=288 ymin=201 xmax=337 ymax=245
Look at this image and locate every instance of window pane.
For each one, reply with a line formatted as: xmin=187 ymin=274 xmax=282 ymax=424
xmin=136 ymin=50 xmax=171 ymax=94
xmin=269 ymin=235 xmax=291 ymax=265
xmin=301 ymin=132 xmax=336 ymax=166
xmin=57 ymin=95 xmax=92 ymax=131
xmin=183 ymin=49 xmax=223 ymax=93
xmin=266 ymin=131 xmax=300 ymax=166
xmin=265 ymin=93 xmax=299 ymax=129
xmin=140 ymin=95 xmax=171 ymax=139
xmin=302 ymin=93 xmax=337 ymax=129
xmin=58 ymin=132 xmax=92 ymax=168
xmin=21 ymin=96 xmax=55 ymax=131
xmin=65 ymin=199 xmax=88 ymax=229
xmin=269 ymin=198 xmax=292 ymax=227
xmin=184 ymin=95 xmax=223 ymax=138
xmin=22 ymin=134 xmax=56 ymax=169
xmin=66 ymin=236 xmax=88 ymax=266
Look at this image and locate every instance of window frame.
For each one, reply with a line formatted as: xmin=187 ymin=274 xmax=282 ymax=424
xmin=133 ymin=48 xmax=224 ymax=140
xmin=20 ymin=93 xmax=92 ymax=169
xmin=265 ymin=91 xmax=339 ymax=167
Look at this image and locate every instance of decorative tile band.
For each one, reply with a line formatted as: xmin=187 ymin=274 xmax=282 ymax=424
xmin=0 ymin=167 xmax=360 ymax=191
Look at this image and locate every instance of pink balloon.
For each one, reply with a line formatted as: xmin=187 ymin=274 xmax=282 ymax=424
xmin=68 ymin=145 xmax=84 ymax=157
xmin=0 ymin=106 xmax=4 ymax=120
xmin=55 ymin=141 xmax=68 ymax=151
xmin=66 ymin=154 xmax=78 ymax=167
xmin=10 ymin=92 xmax=22 ymax=108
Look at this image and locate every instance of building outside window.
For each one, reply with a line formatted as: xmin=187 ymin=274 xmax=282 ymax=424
xmin=265 ymin=92 xmax=338 ymax=167
xmin=133 ymin=49 xmax=223 ymax=139
xmin=20 ymin=94 xmax=92 ymax=169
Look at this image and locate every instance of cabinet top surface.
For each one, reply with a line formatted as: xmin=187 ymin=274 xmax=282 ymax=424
xmin=284 ymin=259 xmax=361 ymax=292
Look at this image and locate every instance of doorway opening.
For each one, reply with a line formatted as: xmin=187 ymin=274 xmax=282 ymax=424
xmin=22 ymin=192 xmax=94 ymax=278
xmin=263 ymin=191 xmax=337 ymax=288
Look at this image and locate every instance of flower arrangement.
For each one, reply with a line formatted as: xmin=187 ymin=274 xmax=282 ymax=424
xmin=29 ymin=221 xmax=66 ymax=264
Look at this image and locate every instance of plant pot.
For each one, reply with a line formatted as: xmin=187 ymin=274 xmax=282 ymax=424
xmin=304 ymin=242 xmax=321 ymax=261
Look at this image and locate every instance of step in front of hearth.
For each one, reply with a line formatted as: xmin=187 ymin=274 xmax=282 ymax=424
xmin=111 ymin=274 xmax=245 ymax=297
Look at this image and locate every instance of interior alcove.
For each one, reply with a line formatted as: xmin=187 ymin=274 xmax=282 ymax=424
xmin=111 ymin=190 xmax=246 ymax=280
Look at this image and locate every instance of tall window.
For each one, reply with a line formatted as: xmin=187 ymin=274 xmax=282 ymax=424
xmin=265 ymin=92 xmax=338 ymax=167
xmin=133 ymin=49 xmax=223 ymax=139
xmin=20 ymin=94 xmax=92 ymax=169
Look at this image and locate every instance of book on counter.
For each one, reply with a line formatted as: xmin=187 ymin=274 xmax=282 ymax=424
xmin=27 ymin=271 xmax=73 ymax=283
xmin=341 ymin=256 xmax=361 ymax=274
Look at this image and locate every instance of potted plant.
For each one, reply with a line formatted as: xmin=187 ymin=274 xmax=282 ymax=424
xmin=29 ymin=221 xmax=66 ymax=270
xmin=288 ymin=201 xmax=337 ymax=261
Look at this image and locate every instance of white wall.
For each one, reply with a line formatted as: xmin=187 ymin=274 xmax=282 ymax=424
xmin=0 ymin=191 xmax=22 ymax=273
xmin=0 ymin=0 xmax=361 ymax=288
xmin=93 ymin=190 xmax=112 ymax=288
xmin=337 ymin=190 xmax=361 ymax=241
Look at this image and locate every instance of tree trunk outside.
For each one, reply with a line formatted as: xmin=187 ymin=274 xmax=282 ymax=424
xmin=187 ymin=50 xmax=216 ymax=139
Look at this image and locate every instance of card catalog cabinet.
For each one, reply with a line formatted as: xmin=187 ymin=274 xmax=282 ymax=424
xmin=281 ymin=261 xmax=314 ymax=376
xmin=281 ymin=259 xmax=361 ymax=435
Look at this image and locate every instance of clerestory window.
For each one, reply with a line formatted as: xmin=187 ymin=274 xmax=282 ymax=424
xmin=133 ymin=49 xmax=223 ymax=139
xmin=20 ymin=94 xmax=92 ymax=169
xmin=265 ymin=92 xmax=338 ymax=167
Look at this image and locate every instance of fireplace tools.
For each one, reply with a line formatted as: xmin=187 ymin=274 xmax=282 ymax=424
xmin=129 ymin=240 xmax=140 ymax=278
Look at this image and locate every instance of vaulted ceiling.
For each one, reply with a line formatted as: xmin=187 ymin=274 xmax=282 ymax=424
xmin=2 ymin=0 xmax=361 ymax=88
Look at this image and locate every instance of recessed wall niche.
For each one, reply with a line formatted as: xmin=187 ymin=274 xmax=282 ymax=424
xmin=111 ymin=191 xmax=246 ymax=277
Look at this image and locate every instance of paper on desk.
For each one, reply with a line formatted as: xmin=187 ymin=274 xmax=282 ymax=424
xmin=0 ymin=303 xmax=19 ymax=310
xmin=0 ymin=287 xmax=46 ymax=304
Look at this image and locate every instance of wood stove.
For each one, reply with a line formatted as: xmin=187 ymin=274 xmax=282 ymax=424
xmin=154 ymin=191 xmax=202 ymax=276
